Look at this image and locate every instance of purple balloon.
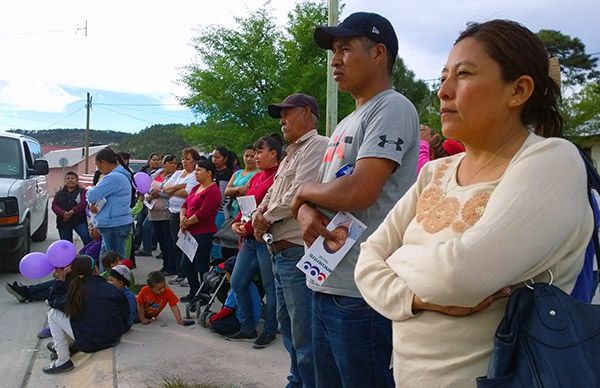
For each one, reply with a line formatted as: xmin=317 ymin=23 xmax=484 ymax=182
xmin=134 ymin=172 xmax=151 ymax=194
xmin=19 ymin=252 xmax=54 ymax=279
xmin=46 ymin=240 xmax=77 ymax=268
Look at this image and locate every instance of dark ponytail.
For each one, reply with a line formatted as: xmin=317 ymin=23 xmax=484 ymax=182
xmin=64 ymin=255 xmax=95 ymax=318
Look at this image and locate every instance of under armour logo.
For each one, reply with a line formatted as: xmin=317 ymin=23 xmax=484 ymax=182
xmin=378 ymin=135 xmax=403 ymax=151
xmin=372 ymin=26 xmax=380 ymax=35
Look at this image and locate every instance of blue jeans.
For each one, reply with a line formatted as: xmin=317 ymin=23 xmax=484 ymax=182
xmin=58 ymin=223 xmax=91 ymax=245
xmin=27 ymin=279 xmax=56 ymax=301
xmin=169 ymin=213 xmax=185 ymax=277
xmin=231 ymin=238 xmax=277 ymax=335
xmin=141 ymin=216 xmax=156 ymax=252
xmin=312 ymin=292 xmax=394 ymax=388
xmin=211 ymin=211 xmax=226 ymax=259
xmin=180 ymin=233 xmax=213 ymax=298
xmin=98 ymin=223 xmax=133 ymax=261
xmin=153 ymin=220 xmax=176 ymax=273
xmin=272 ymin=246 xmax=314 ymax=388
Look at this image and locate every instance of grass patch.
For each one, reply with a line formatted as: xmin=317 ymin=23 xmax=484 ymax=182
xmin=161 ymin=375 xmax=234 ymax=388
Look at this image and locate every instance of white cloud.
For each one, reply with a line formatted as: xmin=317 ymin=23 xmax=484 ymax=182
xmin=0 ymin=79 xmax=80 ymax=112
xmin=0 ymin=0 xmax=598 ymax=117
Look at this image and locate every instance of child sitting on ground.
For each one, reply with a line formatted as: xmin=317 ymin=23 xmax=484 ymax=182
xmin=43 ymin=255 xmax=129 ymax=374
xmin=207 ymin=257 xmax=262 ymax=336
xmin=100 ymin=251 xmax=138 ymax=293
xmin=136 ymin=271 xmax=193 ymax=326
xmin=107 ymin=265 xmax=138 ymax=330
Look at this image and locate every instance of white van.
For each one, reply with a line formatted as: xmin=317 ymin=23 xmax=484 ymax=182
xmin=0 ymin=132 xmax=49 ymax=271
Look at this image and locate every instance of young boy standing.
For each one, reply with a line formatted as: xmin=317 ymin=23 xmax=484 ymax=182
xmin=136 ymin=271 xmax=192 ymax=326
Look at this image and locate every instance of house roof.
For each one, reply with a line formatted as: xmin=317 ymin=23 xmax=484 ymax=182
xmin=45 ymin=145 xmax=107 ymax=168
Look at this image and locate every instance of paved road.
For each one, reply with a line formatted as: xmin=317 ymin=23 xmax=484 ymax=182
xmin=1 ymin=209 xmax=289 ymax=387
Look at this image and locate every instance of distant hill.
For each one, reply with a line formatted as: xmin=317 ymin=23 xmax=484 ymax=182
xmin=118 ymin=124 xmax=192 ymax=159
xmin=9 ymin=124 xmax=193 ymax=159
xmin=8 ymin=128 xmax=132 ymax=147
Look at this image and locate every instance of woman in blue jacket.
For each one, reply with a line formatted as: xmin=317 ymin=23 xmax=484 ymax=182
xmin=87 ymin=148 xmax=134 ymax=260
xmin=44 ymin=255 xmax=129 ymax=374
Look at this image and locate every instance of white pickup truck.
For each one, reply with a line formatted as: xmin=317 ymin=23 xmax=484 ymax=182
xmin=0 ymin=132 xmax=49 ymax=271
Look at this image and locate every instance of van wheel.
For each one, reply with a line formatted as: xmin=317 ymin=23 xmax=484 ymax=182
xmin=31 ymin=207 xmax=48 ymax=242
xmin=3 ymin=218 xmax=30 ymax=272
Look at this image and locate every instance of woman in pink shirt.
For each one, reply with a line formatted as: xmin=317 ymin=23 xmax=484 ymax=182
xmin=179 ymin=159 xmax=222 ymax=303
xmin=227 ymin=136 xmax=282 ymax=347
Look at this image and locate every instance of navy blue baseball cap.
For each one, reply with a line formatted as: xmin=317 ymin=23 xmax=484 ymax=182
xmin=314 ymin=12 xmax=398 ymax=59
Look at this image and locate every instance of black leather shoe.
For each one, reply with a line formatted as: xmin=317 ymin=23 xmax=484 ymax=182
xmin=42 ymin=360 xmax=74 ymax=374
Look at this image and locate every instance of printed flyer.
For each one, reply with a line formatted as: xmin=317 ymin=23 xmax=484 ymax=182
xmin=296 ymin=211 xmax=366 ymax=285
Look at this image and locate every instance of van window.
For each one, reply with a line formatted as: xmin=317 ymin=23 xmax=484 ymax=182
xmin=0 ymin=138 xmax=23 ymax=178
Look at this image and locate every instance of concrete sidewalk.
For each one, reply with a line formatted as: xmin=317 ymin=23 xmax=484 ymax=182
xmin=16 ymin=209 xmax=290 ymax=388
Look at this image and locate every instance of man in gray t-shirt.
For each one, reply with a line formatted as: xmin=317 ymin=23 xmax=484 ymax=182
xmin=292 ymin=12 xmax=419 ymax=388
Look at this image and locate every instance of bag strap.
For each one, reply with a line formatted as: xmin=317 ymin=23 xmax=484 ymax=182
xmin=578 ymin=150 xmax=600 ymax=273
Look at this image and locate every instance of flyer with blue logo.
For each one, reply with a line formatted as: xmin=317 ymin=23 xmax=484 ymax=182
xmin=296 ymin=211 xmax=366 ymax=285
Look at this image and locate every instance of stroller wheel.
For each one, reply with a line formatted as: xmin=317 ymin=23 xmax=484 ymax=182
xmin=200 ymin=310 xmax=212 ymax=328
xmin=185 ymin=302 xmax=191 ymax=319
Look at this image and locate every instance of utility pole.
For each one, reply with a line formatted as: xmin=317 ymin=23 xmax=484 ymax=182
xmin=325 ymin=0 xmax=339 ymax=137
xmin=84 ymin=92 xmax=92 ymax=173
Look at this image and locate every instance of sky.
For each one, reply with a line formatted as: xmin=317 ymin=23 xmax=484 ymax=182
xmin=0 ymin=0 xmax=598 ymax=135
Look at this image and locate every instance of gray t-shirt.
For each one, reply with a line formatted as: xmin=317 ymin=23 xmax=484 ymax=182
xmin=308 ymin=88 xmax=419 ymax=297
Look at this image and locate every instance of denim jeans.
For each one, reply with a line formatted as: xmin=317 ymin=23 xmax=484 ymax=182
xmin=58 ymin=223 xmax=91 ymax=245
xmin=153 ymin=220 xmax=176 ymax=273
xmin=141 ymin=216 xmax=156 ymax=253
xmin=180 ymin=232 xmax=213 ymax=298
xmin=272 ymin=246 xmax=314 ymax=388
xmin=98 ymin=223 xmax=133 ymax=261
xmin=169 ymin=213 xmax=185 ymax=277
xmin=231 ymin=238 xmax=277 ymax=335
xmin=27 ymin=279 xmax=56 ymax=301
xmin=312 ymin=292 xmax=394 ymax=388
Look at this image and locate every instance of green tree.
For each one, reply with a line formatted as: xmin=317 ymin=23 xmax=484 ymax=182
xmin=391 ymin=58 xmax=439 ymax=129
xmin=180 ymin=8 xmax=281 ymax=131
xmin=179 ymin=1 xmax=439 ymax=154
xmin=537 ymin=29 xmax=599 ymax=86
xmin=563 ymin=83 xmax=600 ymax=136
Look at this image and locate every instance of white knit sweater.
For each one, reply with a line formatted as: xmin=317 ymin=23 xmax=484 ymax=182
xmin=355 ymin=133 xmax=594 ymax=387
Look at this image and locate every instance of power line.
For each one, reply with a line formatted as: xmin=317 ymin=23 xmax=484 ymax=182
xmin=94 ymin=105 xmax=155 ymax=124
xmin=0 ymin=21 xmax=88 ymax=38
xmin=96 ymin=104 xmax=194 ymax=120
xmin=44 ymin=106 xmax=86 ymax=130
xmin=94 ymin=103 xmax=183 ymax=107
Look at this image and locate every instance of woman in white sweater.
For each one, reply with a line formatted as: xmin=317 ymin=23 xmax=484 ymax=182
xmin=355 ymin=20 xmax=594 ymax=387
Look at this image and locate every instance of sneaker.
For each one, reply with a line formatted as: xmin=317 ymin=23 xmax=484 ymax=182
xmin=168 ymin=276 xmax=185 ymax=285
xmin=253 ymin=332 xmax=276 ymax=349
xmin=37 ymin=326 xmax=52 ymax=339
xmin=179 ymin=295 xmax=194 ymax=304
xmin=42 ymin=360 xmax=74 ymax=374
xmin=160 ymin=270 xmax=177 ymax=277
xmin=134 ymin=250 xmax=152 ymax=256
xmin=179 ymin=279 xmax=189 ymax=287
xmin=225 ymin=330 xmax=258 ymax=342
xmin=6 ymin=282 xmax=28 ymax=303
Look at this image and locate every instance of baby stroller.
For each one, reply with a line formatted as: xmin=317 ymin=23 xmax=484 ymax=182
xmin=185 ymin=256 xmax=230 ymax=326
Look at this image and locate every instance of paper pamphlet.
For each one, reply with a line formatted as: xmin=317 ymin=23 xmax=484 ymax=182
xmin=237 ymin=195 xmax=257 ymax=222
xmin=176 ymin=231 xmax=198 ymax=263
xmin=88 ymin=197 xmax=107 ymax=225
xmin=143 ymin=197 xmax=157 ymax=210
xmin=296 ymin=211 xmax=366 ymax=285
